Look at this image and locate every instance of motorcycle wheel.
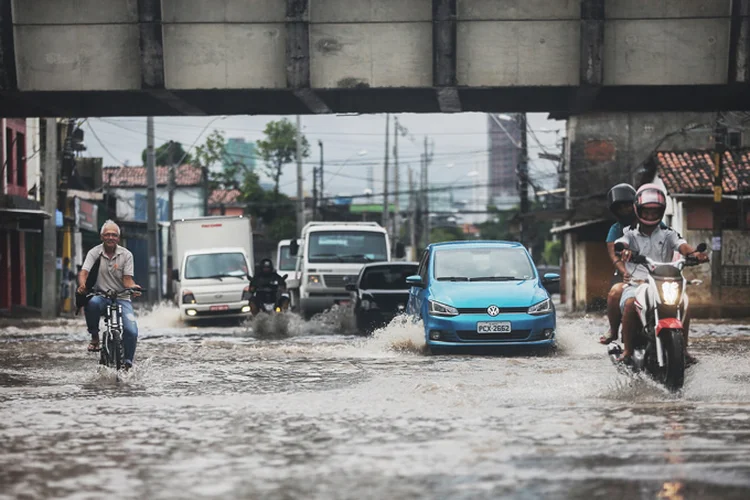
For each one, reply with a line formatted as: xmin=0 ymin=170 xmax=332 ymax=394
xmin=659 ymin=329 xmax=685 ymax=391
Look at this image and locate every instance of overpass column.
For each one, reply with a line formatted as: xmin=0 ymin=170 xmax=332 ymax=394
xmin=728 ymin=0 xmax=750 ymax=84
xmin=573 ymin=0 xmax=605 ymax=114
xmin=433 ymin=0 xmax=460 ymax=113
xmin=287 ymin=0 xmax=330 ymax=113
xmin=0 ymin=0 xmax=17 ymax=91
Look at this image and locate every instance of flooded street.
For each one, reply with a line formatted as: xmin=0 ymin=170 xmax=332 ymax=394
xmin=1 ymin=306 xmax=750 ymax=499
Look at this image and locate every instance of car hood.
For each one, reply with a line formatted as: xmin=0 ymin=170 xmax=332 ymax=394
xmin=429 ymin=280 xmax=547 ymax=308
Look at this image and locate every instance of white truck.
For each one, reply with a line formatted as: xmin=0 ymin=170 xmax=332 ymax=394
xmin=286 ymin=222 xmax=404 ymax=319
xmin=171 ymin=215 xmax=254 ymax=322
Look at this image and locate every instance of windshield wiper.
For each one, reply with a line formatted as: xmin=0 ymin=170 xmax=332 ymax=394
xmin=339 ymin=253 xmax=373 ymax=262
xmin=469 ymin=276 xmax=519 ymax=282
xmin=201 ymin=274 xmax=246 ymax=281
xmin=311 ymin=253 xmax=343 ymax=262
xmin=437 ymin=276 xmax=469 ymax=281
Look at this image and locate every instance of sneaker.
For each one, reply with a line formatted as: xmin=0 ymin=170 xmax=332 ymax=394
xmin=87 ymin=340 xmax=100 ymax=352
xmin=121 ymin=360 xmax=133 ymax=372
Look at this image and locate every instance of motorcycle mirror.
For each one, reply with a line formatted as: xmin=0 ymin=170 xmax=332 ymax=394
xmin=282 ymin=274 xmax=288 ymax=280
xmin=696 ymin=243 xmax=707 ymax=253
xmin=614 ymin=242 xmax=625 ymax=252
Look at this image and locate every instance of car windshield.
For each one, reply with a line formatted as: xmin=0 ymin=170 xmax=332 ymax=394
xmin=308 ymin=231 xmax=388 ymax=263
xmin=278 ymin=245 xmax=296 ymax=271
xmin=360 ymin=265 xmax=418 ymax=290
xmin=433 ymin=247 xmax=534 ymax=281
xmin=185 ymin=252 xmax=248 ymax=279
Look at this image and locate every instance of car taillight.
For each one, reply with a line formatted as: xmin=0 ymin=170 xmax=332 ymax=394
xmin=182 ymin=290 xmax=196 ymax=304
xmin=242 ymin=286 xmax=252 ymax=301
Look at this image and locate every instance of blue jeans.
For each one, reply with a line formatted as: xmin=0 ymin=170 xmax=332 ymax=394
xmin=85 ymin=296 xmax=139 ymax=365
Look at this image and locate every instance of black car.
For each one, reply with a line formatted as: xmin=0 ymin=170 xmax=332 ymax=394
xmin=346 ymin=261 xmax=419 ymax=335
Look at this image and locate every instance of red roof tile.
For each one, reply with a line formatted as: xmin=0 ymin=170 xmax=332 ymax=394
xmin=102 ymin=165 xmax=203 ymax=187
xmin=654 ymin=150 xmax=750 ymax=195
xmin=208 ymin=189 xmax=242 ymax=205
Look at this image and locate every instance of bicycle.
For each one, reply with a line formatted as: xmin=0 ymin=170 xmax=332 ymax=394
xmin=87 ymin=288 xmax=145 ymax=370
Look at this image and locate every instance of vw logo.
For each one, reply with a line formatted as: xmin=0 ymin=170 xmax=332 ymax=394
xmin=487 ymin=305 xmax=500 ymax=317
xmin=214 ymin=294 xmax=223 ymax=298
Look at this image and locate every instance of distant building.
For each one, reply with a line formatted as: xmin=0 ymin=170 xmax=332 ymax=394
xmin=223 ymin=138 xmax=256 ymax=184
xmin=487 ymin=113 xmax=521 ymax=210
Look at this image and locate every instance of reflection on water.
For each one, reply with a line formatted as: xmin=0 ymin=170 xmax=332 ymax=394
xmin=1 ymin=306 xmax=750 ymax=499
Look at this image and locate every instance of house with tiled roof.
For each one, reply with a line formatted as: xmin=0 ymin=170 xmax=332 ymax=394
xmin=102 ymin=164 xmax=206 ymax=222
xmin=642 ymin=149 xmax=750 ymax=315
xmin=208 ymin=189 xmax=244 ymax=216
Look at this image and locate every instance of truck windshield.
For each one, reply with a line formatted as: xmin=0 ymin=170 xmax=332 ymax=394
xmin=308 ymin=231 xmax=388 ymax=263
xmin=278 ymin=245 xmax=296 ymax=271
xmin=185 ymin=252 xmax=248 ymax=279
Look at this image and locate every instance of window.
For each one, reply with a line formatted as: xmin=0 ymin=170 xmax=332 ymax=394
xmin=417 ymin=249 xmax=430 ymax=281
xmin=433 ymin=247 xmax=534 ymax=281
xmin=185 ymin=252 xmax=248 ymax=279
xmin=307 ymin=231 xmax=388 ymax=263
xmin=727 ymin=130 xmax=742 ymax=148
xmin=360 ymin=264 xmax=418 ymax=290
xmin=15 ymin=132 xmax=25 ymax=188
xmin=5 ymin=129 xmax=12 ymax=185
xmin=278 ymin=245 xmax=296 ymax=271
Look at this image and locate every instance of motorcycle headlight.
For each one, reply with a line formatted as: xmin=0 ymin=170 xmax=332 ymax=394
xmin=361 ymin=299 xmax=371 ymax=310
xmin=528 ymin=298 xmax=552 ymax=315
xmin=429 ymin=300 xmax=459 ymax=317
xmin=660 ymin=281 xmax=681 ymax=305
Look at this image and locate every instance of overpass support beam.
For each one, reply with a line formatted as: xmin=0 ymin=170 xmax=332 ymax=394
xmin=287 ymin=0 xmax=330 ymax=114
xmin=433 ymin=0 xmax=460 ymax=113
xmin=137 ymin=0 xmax=205 ymax=115
xmin=728 ymin=0 xmax=750 ymax=84
xmin=0 ymin=0 xmax=17 ymax=91
xmin=572 ymin=0 xmax=604 ymax=114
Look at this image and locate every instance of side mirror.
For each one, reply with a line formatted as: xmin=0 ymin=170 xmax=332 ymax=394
xmin=696 ymin=242 xmax=707 ymax=253
xmin=405 ymin=274 xmax=425 ymax=288
xmin=614 ymin=242 xmax=625 ymax=252
xmin=542 ymin=273 xmax=560 ymax=283
xmin=345 ymin=283 xmax=357 ymax=292
xmin=395 ymin=242 xmax=405 ymax=259
xmin=290 ymin=239 xmax=299 ymax=256
xmin=171 ymin=269 xmax=179 ymax=281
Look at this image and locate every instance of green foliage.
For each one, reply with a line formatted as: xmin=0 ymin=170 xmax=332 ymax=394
xmin=256 ymin=119 xmax=310 ymax=198
xmin=141 ymin=141 xmax=192 ymax=166
xmin=430 ymin=226 xmax=466 ymax=243
xmin=542 ymin=239 xmax=562 ymax=266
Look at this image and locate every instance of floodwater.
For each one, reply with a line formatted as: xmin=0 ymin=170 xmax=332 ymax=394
xmin=1 ymin=304 xmax=750 ymax=499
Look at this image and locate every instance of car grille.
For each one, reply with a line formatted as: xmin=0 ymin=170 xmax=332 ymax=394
xmin=457 ymin=307 xmax=528 ymax=314
xmin=456 ymin=330 xmax=531 ymax=341
xmin=324 ymin=274 xmax=357 ymax=288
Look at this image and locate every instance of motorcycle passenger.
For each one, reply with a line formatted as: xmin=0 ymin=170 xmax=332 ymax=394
xmin=600 ymin=183 xmax=668 ymax=344
xmin=249 ymin=258 xmax=289 ymax=314
xmin=76 ymin=220 xmax=142 ymax=371
xmin=614 ymin=184 xmax=708 ymax=364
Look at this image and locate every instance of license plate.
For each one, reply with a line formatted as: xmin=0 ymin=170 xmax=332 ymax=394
xmin=209 ymin=305 xmax=229 ymax=311
xmin=476 ymin=321 xmax=511 ymax=334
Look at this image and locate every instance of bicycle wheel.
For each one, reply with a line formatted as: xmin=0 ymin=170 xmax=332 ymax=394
xmin=99 ymin=331 xmax=115 ymax=367
xmin=113 ymin=330 xmax=123 ymax=370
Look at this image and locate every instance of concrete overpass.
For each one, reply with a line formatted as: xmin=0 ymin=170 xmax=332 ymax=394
xmin=1 ymin=0 xmax=749 ymax=117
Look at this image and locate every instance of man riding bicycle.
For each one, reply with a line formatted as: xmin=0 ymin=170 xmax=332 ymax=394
xmin=77 ymin=220 xmax=142 ymax=370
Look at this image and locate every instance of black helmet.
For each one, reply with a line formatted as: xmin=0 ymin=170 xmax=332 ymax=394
xmin=607 ymin=183 xmax=636 ymax=225
xmin=259 ymin=258 xmax=274 ymax=273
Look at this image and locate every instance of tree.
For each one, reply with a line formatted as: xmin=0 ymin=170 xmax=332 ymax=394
xmin=141 ymin=141 xmax=192 ymax=166
xmin=542 ymin=240 xmax=562 ymax=266
xmin=256 ymin=119 xmax=310 ymax=198
xmin=430 ymin=226 xmax=465 ymax=243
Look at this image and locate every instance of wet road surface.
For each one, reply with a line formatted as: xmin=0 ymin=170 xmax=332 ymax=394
xmin=1 ymin=305 xmax=750 ymax=499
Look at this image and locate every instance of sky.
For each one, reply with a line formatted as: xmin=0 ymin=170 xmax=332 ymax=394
xmin=81 ymin=112 xmax=565 ymax=210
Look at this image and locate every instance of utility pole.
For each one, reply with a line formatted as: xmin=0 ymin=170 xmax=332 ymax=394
xmin=409 ymin=167 xmax=417 ymax=261
xmin=517 ymin=113 xmax=529 ymax=247
xmin=312 ymin=166 xmax=318 ymax=221
xmin=422 ymin=137 xmax=433 ymax=247
xmin=393 ymin=117 xmax=400 ymax=240
xmin=296 ymin=115 xmax=304 ymax=234
xmin=167 ymin=141 xmax=177 ymax=298
xmin=146 ymin=117 xmax=160 ymax=303
xmin=318 ymin=139 xmax=324 ymax=221
xmin=712 ymin=125 xmax=727 ymax=301
xmin=41 ymin=118 xmax=58 ymax=318
xmin=382 ymin=113 xmax=390 ymax=229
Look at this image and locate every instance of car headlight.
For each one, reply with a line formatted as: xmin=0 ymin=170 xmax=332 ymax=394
xmin=307 ymin=274 xmax=322 ymax=285
xmin=528 ymin=298 xmax=552 ymax=315
xmin=429 ymin=300 xmax=459 ymax=317
xmin=660 ymin=281 xmax=680 ymax=305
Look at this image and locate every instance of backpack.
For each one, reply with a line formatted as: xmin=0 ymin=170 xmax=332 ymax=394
xmin=74 ymin=253 xmax=103 ymax=313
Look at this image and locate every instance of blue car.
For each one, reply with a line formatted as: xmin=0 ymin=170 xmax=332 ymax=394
xmin=406 ymin=241 xmax=560 ymax=351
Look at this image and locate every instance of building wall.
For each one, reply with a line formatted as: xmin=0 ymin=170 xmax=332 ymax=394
xmin=487 ymin=114 xmax=521 ymax=209
xmin=112 ymin=187 xmax=204 ymax=221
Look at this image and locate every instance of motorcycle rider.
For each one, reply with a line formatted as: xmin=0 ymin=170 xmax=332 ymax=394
xmin=614 ymin=184 xmax=709 ymax=364
xmin=76 ymin=220 xmax=142 ymax=371
xmin=600 ymin=183 xmax=668 ymax=344
xmin=249 ymin=258 xmax=289 ymax=315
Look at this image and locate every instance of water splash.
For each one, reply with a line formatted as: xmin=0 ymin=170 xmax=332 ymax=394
xmin=360 ymin=315 xmax=427 ymax=355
